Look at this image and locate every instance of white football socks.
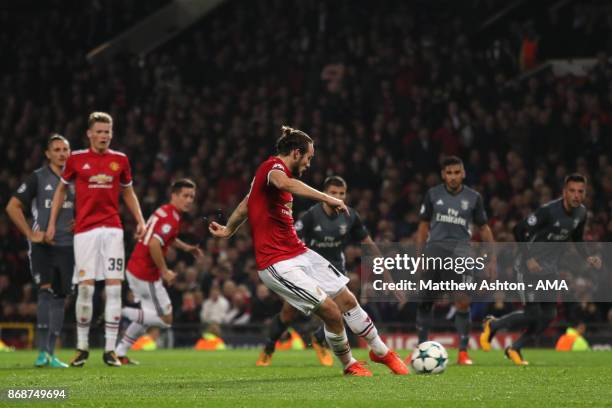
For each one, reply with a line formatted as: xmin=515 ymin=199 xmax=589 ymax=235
xmin=343 ymin=305 xmax=389 ymax=357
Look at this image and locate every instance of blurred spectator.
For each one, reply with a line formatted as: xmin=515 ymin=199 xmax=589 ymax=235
xmin=200 ymin=287 xmax=230 ymax=324
xmin=222 ymin=293 xmax=250 ymax=325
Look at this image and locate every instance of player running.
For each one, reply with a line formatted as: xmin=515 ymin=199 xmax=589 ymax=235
xmin=6 ymin=134 xmax=74 ymax=368
xmin=416 ymin=156 xmax=496 ymax=365
xmin=480 ymin=174 xmax=602 ymax=365
xmin=116 ymin=178 xmax=203 ymax=364
xmin=257 ymin=175 xmax=407 ymax=375
xmin=210 ymin=126 xmax=407 ymax=376
xmin=46 ymin=112 xmax=146 ymax=367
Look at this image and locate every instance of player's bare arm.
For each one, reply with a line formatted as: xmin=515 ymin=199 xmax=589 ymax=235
xmin=122 ymin=185 xmax=146 ymax=239
xmin=149 ymin=237 xmax=176 ymax=285
xmin=415 ymin=221 xmax=429 ymax=258
xmin=5 ymin=197 xmax=45 ymax=243
xmin=44 ymin=181 xmax=67 ymax=244
xmin=209 ymin=195 xmax=249 ymax=238
xmin=268 ymin=170 xmax=348 ymax=214
xmin=173 ymin=238 xmax=204 ymax=259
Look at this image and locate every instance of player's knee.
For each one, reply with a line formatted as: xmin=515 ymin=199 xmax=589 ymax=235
xmin=81 ymin=277 xmax=95 ymax=286
xmin=317 ymin=298 xmax=343 ymax=328
xmin=106 ymin=279 xmax=122 ymax=286
xmin=333 ymin=288 xmax=358 ymax=312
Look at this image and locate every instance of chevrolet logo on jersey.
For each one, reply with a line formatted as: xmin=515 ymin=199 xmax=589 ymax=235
xmin=88 ymin=174 xmax=114 ymax=188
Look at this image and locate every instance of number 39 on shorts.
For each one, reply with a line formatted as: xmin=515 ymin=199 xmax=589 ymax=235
xmin=108 ymin=258 xmax=123 ymax=272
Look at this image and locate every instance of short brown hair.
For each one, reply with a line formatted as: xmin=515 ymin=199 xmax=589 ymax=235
xmin=323 ymin=175 xmax=347 ymax=191
xmin=564 ymin=173 xmax=587 ymax=185
xmin=47 ymin=133 xmax=69 ymax=149
xmin=171 ymin=178 xmax=196 ymax=194
xmin=88 ymin=112 xmax=113 ymax=128
xmin=276 ymin=126 xmax=313 ymax=155
xmin=441 ymin=155 xmax=463 ymax=169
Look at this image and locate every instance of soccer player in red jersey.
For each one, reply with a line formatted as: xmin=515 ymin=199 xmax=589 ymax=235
xmin=209 ymin=126 xmax=407 ymax=376
xmin=116 ymin=178 xmax=203 ymax=364
xmin=46 ymin=112 xmax=146 ymax=367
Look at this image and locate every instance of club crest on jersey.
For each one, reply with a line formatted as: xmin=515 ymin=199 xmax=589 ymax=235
xmin=339 ymin=224 xmax=347 ymax=235
xmin=109 ymin=161 xmax=120 ymax=172
xmin=573 ymin=219 xmax=579 ymax=228
xmin=161 ymin=224 xmax=172 ymax=235
xmin=527 ymin=214 xmax=537 ymax=226
xmin=461 ymin=200 xmax=469 ymax=210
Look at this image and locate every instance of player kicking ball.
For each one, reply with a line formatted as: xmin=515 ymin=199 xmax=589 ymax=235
xmin=116 ymin=179 xmax=203 ymax=364
xmin=257 ymin=176 xmax=407 ymax=375
xmin=209 ymin=126 xmax=408 ymax=376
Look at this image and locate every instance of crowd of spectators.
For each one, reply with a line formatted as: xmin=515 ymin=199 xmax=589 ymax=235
xmin=1 ymin=1 xmax=611 ymax=342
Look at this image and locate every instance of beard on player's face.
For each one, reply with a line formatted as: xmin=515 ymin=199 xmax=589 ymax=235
xmin=563 ymin=183 xmax=585 ymax=208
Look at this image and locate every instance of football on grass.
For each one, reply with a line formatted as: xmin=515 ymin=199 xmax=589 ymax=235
xmin=409 ymin=341 xmax=448 ymax=374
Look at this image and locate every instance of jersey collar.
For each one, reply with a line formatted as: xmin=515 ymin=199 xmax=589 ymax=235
xmin=444 ymin=184 xmax=464 ymax=196
xmin=89 ymin=147 xmax=109 ymax=156
xmin=46 ymin=164 xmax=62 ymax=179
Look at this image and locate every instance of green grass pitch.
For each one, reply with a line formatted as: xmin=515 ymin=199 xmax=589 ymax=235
xmin=1 ymin=349 xmax=611 ymax=407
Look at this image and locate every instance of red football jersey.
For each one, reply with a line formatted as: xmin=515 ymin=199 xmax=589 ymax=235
xmin=128 ymin=204 xmax=181 ymax=282
xmin=61 ymin=148 xmax=132 ymax=233
xmin=247 ymin=156 xmax=307 ymax=270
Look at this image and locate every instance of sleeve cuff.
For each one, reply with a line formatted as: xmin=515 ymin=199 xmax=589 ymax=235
xmin=120 ymin=181 xmax=133 ymax=188
xmin=153 ymin=234 xmax=165 ymax=245
xmin=60 ymin=177 xmax=70 ymax=185
xmin=267 ymin=169 xmax=285 ymax=185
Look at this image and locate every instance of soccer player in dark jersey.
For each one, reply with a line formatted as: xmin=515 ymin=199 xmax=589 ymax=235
xmin=480 ymin=174 xmax=601 ymax=365
xmin=6 ymin=134 xmax=74 ymax=368
xmin=210 ymin=126 xmax=407 ymax=376
xmin=416 ymin=156 xmax=496 ymax=365
xmin=256 ymin=176 xmax=376 ymax=367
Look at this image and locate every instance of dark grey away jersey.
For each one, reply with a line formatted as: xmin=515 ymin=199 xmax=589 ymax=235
xmin=13 ymin=166 xmax=75 ymax=246
xmin=419 ymin=184 xmax=487 ymax=243
xmin=514 ymin=197 xmax=587 ymax=273
xmin=295 ymin=203 xmax=369 ymax=273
